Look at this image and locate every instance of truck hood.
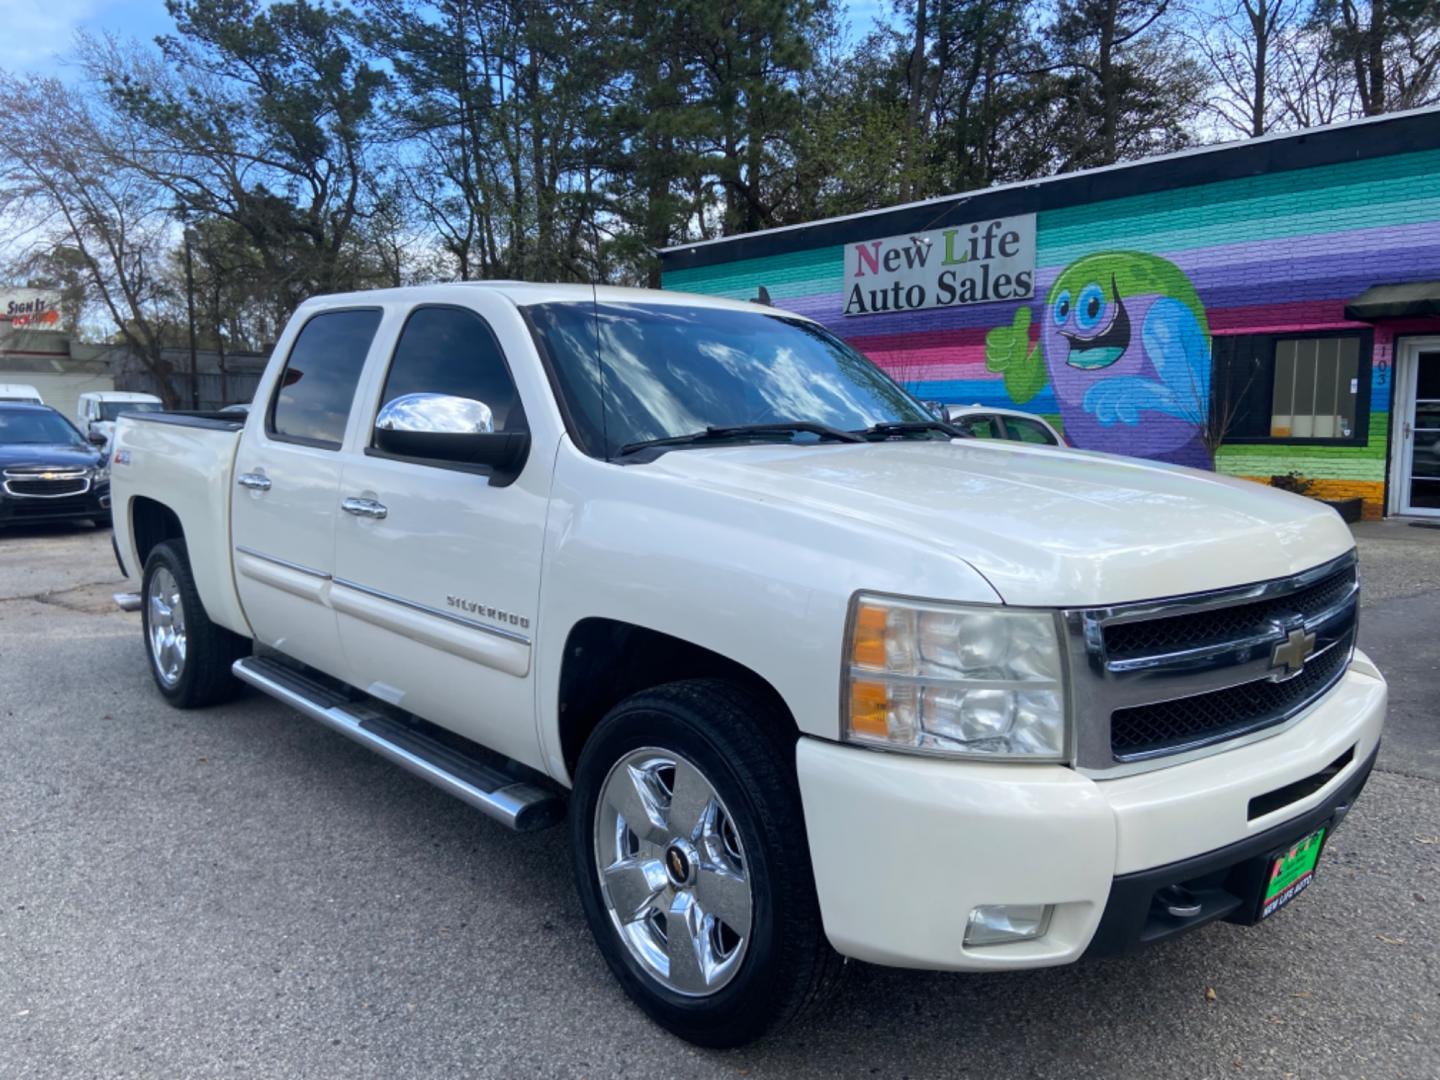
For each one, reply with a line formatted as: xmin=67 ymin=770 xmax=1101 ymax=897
xmin=647 ymin=440 xmax=1355 ymax=607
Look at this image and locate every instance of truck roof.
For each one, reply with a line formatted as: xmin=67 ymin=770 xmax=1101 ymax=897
xmin=293 ymin=281 xmax=795 ymax=318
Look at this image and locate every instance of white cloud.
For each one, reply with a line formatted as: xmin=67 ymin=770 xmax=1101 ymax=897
xmin=0 ymin=0 xmax=172 ymax=78
xmin=0 ymin=0 xmax=97 ymax=76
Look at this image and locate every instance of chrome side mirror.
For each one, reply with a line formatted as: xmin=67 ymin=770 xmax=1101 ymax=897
xmin=376 ymin=392 xmax=494 ymax=435
xmin=373 ymin=392 xmax=528 ymax=482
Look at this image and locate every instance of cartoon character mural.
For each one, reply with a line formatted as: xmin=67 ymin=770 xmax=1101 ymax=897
xmin=985 ymin=252 xmax=1214 ymax=469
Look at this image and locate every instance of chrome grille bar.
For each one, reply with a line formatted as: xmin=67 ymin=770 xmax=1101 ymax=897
xmin=1064 ymin=550 xmax=1358 ymax=777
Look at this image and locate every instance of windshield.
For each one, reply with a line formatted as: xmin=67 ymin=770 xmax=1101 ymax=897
xmin=98 ymin=401 xmax=163 ymax=422
xmin=526 ymin=301 xmax=932 ymax=457
xmin=0 ymin=408 xmax=88 ymax=447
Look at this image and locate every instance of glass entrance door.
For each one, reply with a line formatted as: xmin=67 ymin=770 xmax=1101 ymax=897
xmin=1398 ymin=345 xmax=1440 ymax=516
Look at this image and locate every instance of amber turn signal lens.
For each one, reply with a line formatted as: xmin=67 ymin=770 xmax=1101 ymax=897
xmin=851 ymin=603 xmax=888 ymax=670
xmin=848 ymin=679 xmax=889 ymax=737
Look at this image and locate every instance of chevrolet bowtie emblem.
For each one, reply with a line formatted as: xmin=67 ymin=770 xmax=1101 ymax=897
xmin=1269 ymin=626 xmax=1316 ymax=679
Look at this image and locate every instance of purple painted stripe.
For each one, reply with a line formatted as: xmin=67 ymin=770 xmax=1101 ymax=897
xmin=1137 ymin=218 xmax=1440 ymax=271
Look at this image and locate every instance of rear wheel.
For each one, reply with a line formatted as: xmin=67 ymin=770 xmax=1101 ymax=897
xmin=570 ymin=679 xmax=842 ymax=1047
xmin=141 ymin=539 xmax=249 ymax=708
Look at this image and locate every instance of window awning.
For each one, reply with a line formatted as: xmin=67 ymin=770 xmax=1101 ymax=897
xmin=1344 ymin=281 xmax=1440 ymax=321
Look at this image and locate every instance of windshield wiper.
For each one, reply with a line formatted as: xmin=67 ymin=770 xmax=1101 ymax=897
xmin=857 ymin=419 xmax=967 ymax=440
xmin=616 ymin=421 xmax=864 ymax=458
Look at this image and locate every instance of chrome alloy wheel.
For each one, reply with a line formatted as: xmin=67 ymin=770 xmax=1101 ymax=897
xmin=594 ymin=748 xmax=753 ymax=997
xmin=146 ymin=566 xmax=187 ymax=687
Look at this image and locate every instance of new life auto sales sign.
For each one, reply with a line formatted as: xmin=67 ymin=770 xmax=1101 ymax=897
xmin=843 ymin=214 xmax=1036 ymax=316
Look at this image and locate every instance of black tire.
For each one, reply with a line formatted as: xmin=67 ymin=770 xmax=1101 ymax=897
xmin=570 ymin=678 xmax=843 ymax=1047
xmin=140 ymin=539 xmax=249 ymax=708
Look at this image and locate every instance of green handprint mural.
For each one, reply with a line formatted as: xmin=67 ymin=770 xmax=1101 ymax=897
xmin=985 ymin=306 xmax=1049 ymax=404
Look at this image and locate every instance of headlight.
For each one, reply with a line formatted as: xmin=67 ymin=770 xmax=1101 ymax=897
xmin=844 ymin=594 xmax=1068 ymax=760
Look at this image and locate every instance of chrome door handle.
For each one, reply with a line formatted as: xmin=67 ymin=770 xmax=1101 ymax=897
xmin=237 ymin=472 xmax=271 ymax=491
xmin=341 ymin=496 xmax=388 ymax=520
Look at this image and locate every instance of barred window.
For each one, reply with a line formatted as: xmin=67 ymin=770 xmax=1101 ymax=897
xmin=1211 ymin=331 xmax=1371 ymax=446
xmin=1270 ymin=337 xmax=1361 ymax=439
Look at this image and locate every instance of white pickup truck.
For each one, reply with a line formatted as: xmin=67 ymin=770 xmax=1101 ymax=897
xmin=110 ymin=283 xmax=1385 ymax=1046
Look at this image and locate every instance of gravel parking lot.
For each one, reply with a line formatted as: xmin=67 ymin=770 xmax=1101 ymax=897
xmin=1 ymin=522 xmax=1436 ymax=1079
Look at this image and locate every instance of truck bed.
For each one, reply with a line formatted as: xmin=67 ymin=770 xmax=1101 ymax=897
xmin=125 ymin=411 xmax=248 ymax=432
xmin=110 ymin=411 xmax=251 ymax=637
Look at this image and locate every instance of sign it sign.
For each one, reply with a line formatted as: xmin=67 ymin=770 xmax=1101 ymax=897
xmin=843 ymin=214 xmax=1036 ymax=317
xmin=0 ymin=290 xmax=62 ymax=331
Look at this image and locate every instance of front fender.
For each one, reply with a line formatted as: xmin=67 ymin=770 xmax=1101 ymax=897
xmin=532 ymin=442 xmax=1000 ymax=780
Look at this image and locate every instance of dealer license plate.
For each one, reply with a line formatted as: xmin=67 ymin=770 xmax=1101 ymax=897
xmin=1260 ymin=827 xmax=1326 ymax=919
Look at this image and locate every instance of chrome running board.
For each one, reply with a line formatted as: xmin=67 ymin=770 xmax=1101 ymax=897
xmin=232 ymin=655 xmax=564 ymax=832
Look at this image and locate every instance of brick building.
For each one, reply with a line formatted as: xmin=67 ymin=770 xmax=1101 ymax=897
xmin=659 ymin=107 xmax=1440 ymax=521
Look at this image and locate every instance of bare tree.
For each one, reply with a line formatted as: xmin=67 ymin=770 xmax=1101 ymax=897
xmin=0 ymin=73 xmax=184 ymax=403
xmin=81 ymin=1 xmax=390 ymax=321
xmin=1322 ymin=0 xmax=1440 ymax=114
xmin=1272 ymin=18 xmax=1356 ymax=125
xmin=1199 ymin=352 xmax=1264 ymax=463
xmin=1185 ymin=0 xmax=1303 ymax=136
xmin=1050 ymin=0 xmax=1204 ymax=168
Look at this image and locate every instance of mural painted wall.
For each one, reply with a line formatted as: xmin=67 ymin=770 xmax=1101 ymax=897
xmin=662 ymin=145 xmax=1440 ymax=518
xmin=988 ymin=251 xmax=1213 ymax=469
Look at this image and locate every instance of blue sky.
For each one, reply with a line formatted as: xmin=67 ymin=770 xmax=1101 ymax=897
xmin=0 ymin=0 xmax=898 ymax=79
xmin=0 ymin=0 xmax=169 ymax=78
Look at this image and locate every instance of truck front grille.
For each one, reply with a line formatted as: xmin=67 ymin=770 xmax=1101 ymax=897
xmin=1103 ymin=563 xmax=1357 ymax=661
xmin=1065 ymin=551 xmax=1359 ymax=774
xmin=1109 ymin=637 xmax=1352 ymax=758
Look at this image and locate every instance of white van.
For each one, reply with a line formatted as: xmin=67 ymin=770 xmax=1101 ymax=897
xmin=77 ymin=391 xmax=164 ymax=446
xmin=0 ymin=383 xmax=43 ymax=404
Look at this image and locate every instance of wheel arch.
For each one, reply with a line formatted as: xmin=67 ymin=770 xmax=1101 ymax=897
xmin=125 ymin=494 xmax=251 ymax=639
xmin=556 ymin=617 xmax=798 ymax=782
xmin=129 ymin=496 xmax=185 ymax=570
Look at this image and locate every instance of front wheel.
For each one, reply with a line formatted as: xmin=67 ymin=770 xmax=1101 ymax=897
xmin=140 ymin=539 xmax=248 ymax=708
xmin=570 ymin=679 xmax=842 ymax=1047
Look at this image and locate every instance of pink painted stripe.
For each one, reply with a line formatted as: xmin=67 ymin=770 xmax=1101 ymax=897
xmin=844 ymin=300 xmax=1436 ymax=380
xmin=847 ymin=326 xmax=991 ymax=351
xmin=1205 ymin=299 xmax=1361 ymax=333
xmin=860 ymin=346 xmax=993 ymax=381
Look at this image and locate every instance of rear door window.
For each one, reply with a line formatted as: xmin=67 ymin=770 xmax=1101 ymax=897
xmin=954 ymin=414 xmax=1001 ymax=439
xmin=269 ymin=309 xmax=382 ymax=448
xmin=1003 ymin=416 xmax=1059 ymax=445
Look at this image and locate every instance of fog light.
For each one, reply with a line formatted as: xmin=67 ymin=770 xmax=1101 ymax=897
xmin=964 ymin=904 xmax=1054 ymax=947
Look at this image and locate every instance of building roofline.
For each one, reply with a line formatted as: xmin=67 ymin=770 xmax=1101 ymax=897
xmin=658 ymin=105 xmax=1440 ymax=272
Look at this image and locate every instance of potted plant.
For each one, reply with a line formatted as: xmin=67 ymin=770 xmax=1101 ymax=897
xmin=1269 ymin=472 xmax=1364 ymax=523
